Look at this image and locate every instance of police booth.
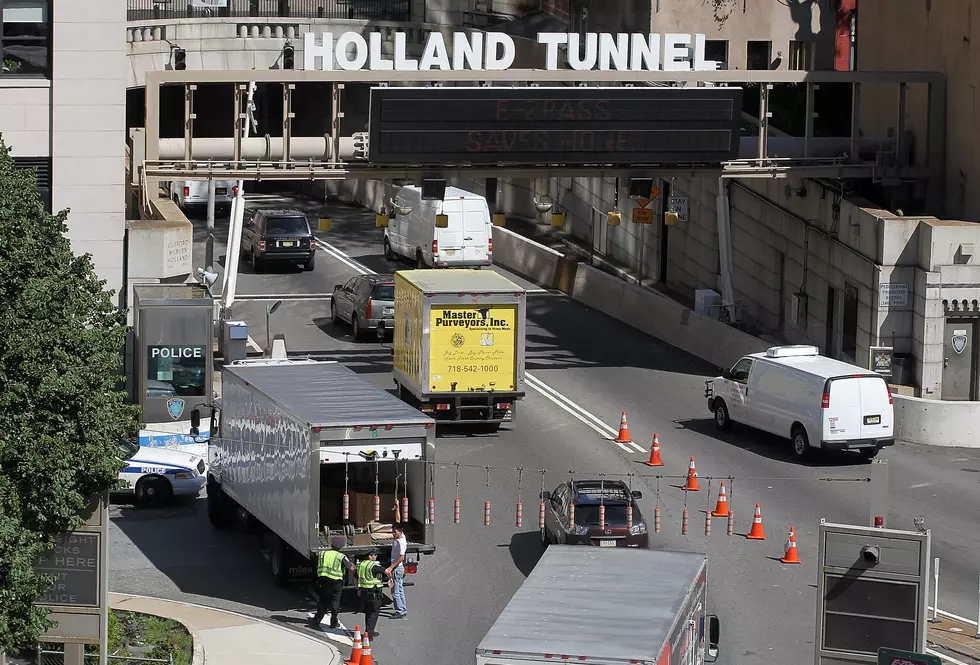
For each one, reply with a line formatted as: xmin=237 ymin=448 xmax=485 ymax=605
xmin=132 ymin=284 xmax=214 ymax=437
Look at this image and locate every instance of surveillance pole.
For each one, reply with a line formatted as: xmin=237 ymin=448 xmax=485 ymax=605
xmin=206 ymin=180 xmax=216 ymax=271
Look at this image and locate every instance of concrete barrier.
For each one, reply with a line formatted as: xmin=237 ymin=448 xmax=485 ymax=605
xmin=893 ymin=395 xmax=980 ymax=448
xmin=491 ymin=225 xmax=562 ymax=288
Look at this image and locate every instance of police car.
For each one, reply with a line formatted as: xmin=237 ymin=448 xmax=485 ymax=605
xmin=117 ymin=437 xmax=207 ymax=504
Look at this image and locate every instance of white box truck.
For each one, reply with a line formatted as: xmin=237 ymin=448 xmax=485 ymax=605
xmin=208 ymin=359 xmax=436 ymax=585
xmin=475 ymin=546 xmax=720 ymax=665
xmin=704 ymin=345 xmax=895 ymax=461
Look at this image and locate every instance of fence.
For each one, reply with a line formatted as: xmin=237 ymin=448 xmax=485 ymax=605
xmin=126 ymin=0 xmax=410 ymax=22
xmin=35 ymin=646 xmax=172 ymax=665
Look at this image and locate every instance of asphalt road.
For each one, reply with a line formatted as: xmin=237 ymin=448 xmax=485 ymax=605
xmin=109 ymin=189 xmax=980 ymax=665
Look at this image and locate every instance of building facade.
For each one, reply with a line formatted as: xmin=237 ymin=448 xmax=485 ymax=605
xmin=0 ymin=0 xmax=128 ymax=300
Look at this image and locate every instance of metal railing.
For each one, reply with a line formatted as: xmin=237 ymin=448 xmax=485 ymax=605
xmin=36 ymin=648 xmax=172 ymax=665
xmin=127 ymin=0 xmax=410 ymax=22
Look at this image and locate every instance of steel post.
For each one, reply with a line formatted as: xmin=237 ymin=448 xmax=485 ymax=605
xmin=803 ymin=83 xmax=816 ymax=158
xmin=233 ymin=83 xmax=243 ymax=166
xmin=184 ymin=84 xmax=196 ymax=164
xmin=869 ymin=458 xmax=889 ymax=528
xmin=758 ymin=84 xmax=770 ymax=161
xmin=849 ymin=82 xmax=861 ymax=164
xmin=896 ymin=82 xmax=908 ymax=170
xmin=282 ymin=83 xmax=294 ymax=164
xmin=206 ymin=180 xmax=216 ymax=270
xmin=331 ymin=83 xmax=344 ymax=164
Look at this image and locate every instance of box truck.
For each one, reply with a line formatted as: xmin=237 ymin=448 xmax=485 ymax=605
xmin=392 ymin=269 xmax=527 ymax=430
xmin=476 ymin=546 xmax=720 ymax=665
xmin=208 ymin=358 xmax=436 ymax=586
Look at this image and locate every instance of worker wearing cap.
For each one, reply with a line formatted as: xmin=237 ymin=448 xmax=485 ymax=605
xmin=385 ymin=522 xmax=408 ymax=619
xmin=355 ymin=548 xmax=389 ymax=640
xmin=308 ymin=537 xmax=354 ymax=630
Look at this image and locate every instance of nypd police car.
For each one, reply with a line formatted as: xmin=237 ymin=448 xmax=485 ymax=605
xmin=117 ymin=437 xmax=206 ymax=504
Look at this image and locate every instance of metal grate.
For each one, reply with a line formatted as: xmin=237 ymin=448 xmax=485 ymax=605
xmin=35 ymin=646 xmax=172 ymax=665
xmin=12 ymin=157 xmax=51 ymax=189
xmin=127 ymin=0 xmax=410 ymax=22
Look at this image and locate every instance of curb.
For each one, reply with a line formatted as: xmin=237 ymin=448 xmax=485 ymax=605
xmin=109 ymin=593 xmax=344 ymax=665
xmin=109 ymin=594 xmax=205 ymax=665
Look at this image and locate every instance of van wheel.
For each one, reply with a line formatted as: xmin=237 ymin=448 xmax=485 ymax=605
xmin=860 ymin=447 xmax=880 ymax=460
xmin=384 ymin=238 xmax=396 ymax=261
xmin=713 ymin=401 xmax=733 ymax=431
xmin=791 ymin=427 xmax=812 ymax=461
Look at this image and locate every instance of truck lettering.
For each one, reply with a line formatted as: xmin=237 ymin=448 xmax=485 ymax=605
xmin=434 ymin=309 xmax=510 ymax=330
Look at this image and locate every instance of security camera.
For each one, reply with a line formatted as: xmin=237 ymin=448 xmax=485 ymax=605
xmin=197 ymin=267 xmax=218 ymax=288
xmin=861 ymin=544 xmax=880 ymax=564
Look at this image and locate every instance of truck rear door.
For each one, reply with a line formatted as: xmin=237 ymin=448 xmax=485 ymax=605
xmin=856 ymin=375 xmax=893 ymax=439
xmin=428 ymin=303 xmax=519 ymax=393
xmin=436 ymin=200 xmax=465 ymax=260
xmin=461 ymin=198 xmax=491 ymax=264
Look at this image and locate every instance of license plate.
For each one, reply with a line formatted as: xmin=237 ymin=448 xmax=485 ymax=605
xmin=864 ymin=415 xmax=881 ymax=425
xmin=383 ymin=307 xmax=394 ymax=316
xmin=444 ymin=249 xmax=456 ymax=255
xmin=215 ymin=188 xmax=227 ymax=195
xmin=280 ymin=241 xmax=295 ymax=247
xmin=599 ymin=540 xmax=616 ymax=548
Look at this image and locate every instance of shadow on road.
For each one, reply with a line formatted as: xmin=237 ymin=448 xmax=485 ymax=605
xmin=672 ymin=418 xmax=876 ymax=468
xmin=503 ymin=531 xmax=545 ymax=577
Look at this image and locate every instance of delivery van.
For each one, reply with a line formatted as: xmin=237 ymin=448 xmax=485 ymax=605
xmin=169 ymin=180 xmax=236 ymax=211
xmin=704 ymin=345 xmax=894 ymax=461
xmin=384 ymin=186 xmax=493 ymax=268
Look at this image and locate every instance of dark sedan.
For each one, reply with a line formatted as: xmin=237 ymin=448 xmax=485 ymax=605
xmin=540 ymin=480 xmax=649 ymax=549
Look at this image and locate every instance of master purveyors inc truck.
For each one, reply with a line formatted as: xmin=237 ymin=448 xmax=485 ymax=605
xmin=208 ymin=358 xmax=436 ymax=586
xmin=476 ymin=546 xmax=721 ymax=665
xmin=392 ymin=269 xmax=527 ymax=430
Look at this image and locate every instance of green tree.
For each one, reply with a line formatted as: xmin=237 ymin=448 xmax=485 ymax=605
xmin=0 ymin=136 xmax=140 ymax=652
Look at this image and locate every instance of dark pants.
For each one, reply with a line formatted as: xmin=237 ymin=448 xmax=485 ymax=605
xmin=311 ymin=577 xmax=343 ymax=627
xmin=360 ymin=587 xmax=383 ymax=638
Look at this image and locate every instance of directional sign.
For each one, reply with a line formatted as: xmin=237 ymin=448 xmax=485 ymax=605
xmin=633 ymin=208 xmax=654 ymax=224
xmin=877 ymin=647 xmax=941 ymax=665
xmin=636 ymin=185 xmax=661 ymax=208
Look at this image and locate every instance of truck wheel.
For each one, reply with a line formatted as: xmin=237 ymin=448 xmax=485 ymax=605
xmin=207 ymin=478 xmax=231 ymax=529
xmin=860 ymin=447 xmax=880 ymax=460
xmin=270 ymin=536 xmax=290 ymax=587
xmin=791 ymin=426 xmax=812 ymax=461
xmin=713 ymin=400 xmax=733 ymax=432
xmin=136 ymin=476 xmax=173 ymax=507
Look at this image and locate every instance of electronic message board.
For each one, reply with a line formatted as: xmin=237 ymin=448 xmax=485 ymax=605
xmin=367 ymin=86 xmax=743 ymax=166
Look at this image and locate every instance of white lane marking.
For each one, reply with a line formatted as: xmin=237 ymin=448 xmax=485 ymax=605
xmin=306 ymin=612 xmax=353 ymax=647
xmin=926 ymin=647 xmax=971 ymax=665
xmin=246 ymin=335 xmax=264 ymax=352
xmin=908 ymin=482 xmax=933 ymax=489
xmin=930 ymin=607 xmax=980 ymax=627
xmin=315 ymin=239 xmax=377 ymax=274
xmin=525 ymin=372 xmax=647 ymax=454
xmin=313 ymin=238 xmax=641 ymax=455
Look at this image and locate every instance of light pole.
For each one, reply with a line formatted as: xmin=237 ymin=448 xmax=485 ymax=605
xmin=266 ymin=300 xmax=282 ymax=355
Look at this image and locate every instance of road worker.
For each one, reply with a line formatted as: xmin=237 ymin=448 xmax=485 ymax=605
xmin=308 ymin=536 xmax=355 ymax=630
xmin=355 ymin=548 xmax=389 ymax=640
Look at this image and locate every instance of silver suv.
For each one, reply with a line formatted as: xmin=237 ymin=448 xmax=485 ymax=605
xmin=330 ymin=274 xmax=395 ymax=340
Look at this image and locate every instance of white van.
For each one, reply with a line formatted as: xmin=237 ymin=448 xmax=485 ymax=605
xmin=384 ymin=186 xmax=493 ymax=268
xmin=705 ymin=345 xmax=894 ymax=461
xmin=170 ymin=180 xmax=236 ymax=211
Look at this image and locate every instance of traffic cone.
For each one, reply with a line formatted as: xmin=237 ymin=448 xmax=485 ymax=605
xmin=710 ymin=481 xmax=730 ymax=517
xmin=746 ymin=503 xmax=766 ymax=540
xmin=781 ymin=527 xmax=802 ymax=564
xmin=345 ymin=626 xmax=362 ymax=665
xmin=643 ymin=434 xmax=664 ymax=467
xmin=684 ymin=457 xmax=700 ymax=491
xmin=359 ymin=631 xmax=373 ymax=665
xmin=614 ymin=411 xmax=632 ymax=443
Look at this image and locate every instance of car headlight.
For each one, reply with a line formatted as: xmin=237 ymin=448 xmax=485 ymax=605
xmin=629 ymin=522 xmax=648 ymax=535
xmin=568 ymin=524 xmax=589 ymax=536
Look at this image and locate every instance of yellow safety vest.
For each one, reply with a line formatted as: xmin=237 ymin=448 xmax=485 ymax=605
xmin=317 ymin=550 xmax=345 ymax=580
xmin=357 ymin=559 xmax=383 ymax=589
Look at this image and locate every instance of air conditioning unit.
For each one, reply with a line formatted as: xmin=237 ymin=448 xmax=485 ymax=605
xmin=694 ymin=289 xmax=722 ymax=318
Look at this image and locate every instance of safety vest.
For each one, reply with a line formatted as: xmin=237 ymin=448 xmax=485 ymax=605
xmin=357 ymin=559 xmax=383 ymax=589
xmin=317 ymin=550 xmax=345 ymax=580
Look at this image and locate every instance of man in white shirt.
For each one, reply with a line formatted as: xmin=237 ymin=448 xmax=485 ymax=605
xmin=385 ymin=523 xmax=408 ymax=618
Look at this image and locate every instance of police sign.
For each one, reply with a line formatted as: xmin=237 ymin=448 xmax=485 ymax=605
xmin=149 ymin=345 xmax=205 ymax=359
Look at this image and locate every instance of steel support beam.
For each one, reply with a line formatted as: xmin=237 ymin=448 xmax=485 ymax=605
xmin=804 ymin=83 xmax=817 ymax=159
xmin=282 ymin=83 xmax=294 ymax=164
xmin=925 ymin=78 xmax=947 ymax=213
xmin=233 ymin=84 xmax=244 ymax=165
xmin=850 ymin=82 xmax=861 ymax=164
xmin=184 ymin=84 xmax=196 ymax=163
xmin=331 ymin=82 xmax=344 ymax=169
xmin=896 ymin=82 xmax=908 ymax=169
xmin=758 ymin=84 xmax=771 ymax=161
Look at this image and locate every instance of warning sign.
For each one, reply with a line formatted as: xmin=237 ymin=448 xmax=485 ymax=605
xmin=633 ymin=208 xmax=654 ymax=224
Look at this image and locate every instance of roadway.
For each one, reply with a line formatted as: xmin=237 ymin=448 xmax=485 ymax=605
xmin=108 ymin=188 xmax=980 ymax=665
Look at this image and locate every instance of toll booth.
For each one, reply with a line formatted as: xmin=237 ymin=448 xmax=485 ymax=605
xmin=132 ymin=284 xmax=214 ymax=429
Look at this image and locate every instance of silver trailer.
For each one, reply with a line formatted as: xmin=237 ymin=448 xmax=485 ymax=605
xmin=208 ymin=359 xmax=436 ymax=586
xmin=475 ymin=546 xmax=720 ymax=665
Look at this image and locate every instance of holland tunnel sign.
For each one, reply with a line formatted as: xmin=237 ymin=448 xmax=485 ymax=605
xmin=303 ymin=31 xmax=721 ymax=72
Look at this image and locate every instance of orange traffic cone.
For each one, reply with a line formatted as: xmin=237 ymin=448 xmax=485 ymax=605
xmin=614 ymin=411 xmax=632 ymax=443
xmin=710 ymin=481 xmax=730 ymax=517
xmin=684 ymin=457 xmax=700 ymax=491
xmin=781 ymin=527 xmax=802 ymax=564
xmin=360 ymin=631 xmax=373 ymax=665
xmin=346 ymin=625 xmax=362 ymax=665
xmin=746 ymin=503 xmax=766 ymax=540
xmin=643 ymin=434 xmax=665 ymax=467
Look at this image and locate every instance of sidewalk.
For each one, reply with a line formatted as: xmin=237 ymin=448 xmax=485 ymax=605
xmin=110 ymin=593 xmax=344 ymax=665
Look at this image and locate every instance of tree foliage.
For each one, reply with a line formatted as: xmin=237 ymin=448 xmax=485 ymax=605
xmin=0 ymin=136 xmax=140 ymax=652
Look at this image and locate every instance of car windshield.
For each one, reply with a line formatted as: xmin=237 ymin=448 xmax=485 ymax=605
xmin=266 ymin=216 xmax=308 ymax=235
xmin=575 ymin=504 xmax=632 ymax=527
xmin=118 ymin=437 xmax=141 ymax=461
xmin=372 ymin=285 xmax=395 ymax=300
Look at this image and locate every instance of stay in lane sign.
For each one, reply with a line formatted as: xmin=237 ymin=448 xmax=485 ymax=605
xmin=633 ymin=208 xmax=654 ymax=224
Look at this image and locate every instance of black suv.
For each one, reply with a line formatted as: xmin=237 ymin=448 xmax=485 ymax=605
xmin=540 ymin=480 xmax=648 ymax=549
xmin=242 ymin=209 xmax=316 ymax=272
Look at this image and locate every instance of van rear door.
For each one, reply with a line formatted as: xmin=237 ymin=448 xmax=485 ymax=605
xmin=436 ymin=200 xmax=465 ymax=261
xmin=461 ymin=198 xmax=491 ymax=264
xmin=821 ymin=375 xmax=894 ymax=442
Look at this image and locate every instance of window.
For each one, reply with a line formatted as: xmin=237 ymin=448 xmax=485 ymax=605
xmin=730 ymin=358 xmax=753 ymax=383
xmin=146 ymin=345 xmax=208 ymax=397
xmin=372 ymin=284 xmax=395 ymax=301
xmin=1 ymin=0 xmax=49 ymax=78
xmin=746 ymin=40 xmax=772 ymax=70
xmin=704 ymin=40 xmax=729 ymax=70
xmin=266 ymin=215 xmax=309 ymax=235
xmin=789 ymin=40 xmax=814 ymax=71
xmin=575 ymin=504 xmax=632 ymax=527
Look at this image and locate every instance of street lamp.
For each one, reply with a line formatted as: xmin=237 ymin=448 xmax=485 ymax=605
xmin=266 ymin=300 xmax=282 ymax=355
